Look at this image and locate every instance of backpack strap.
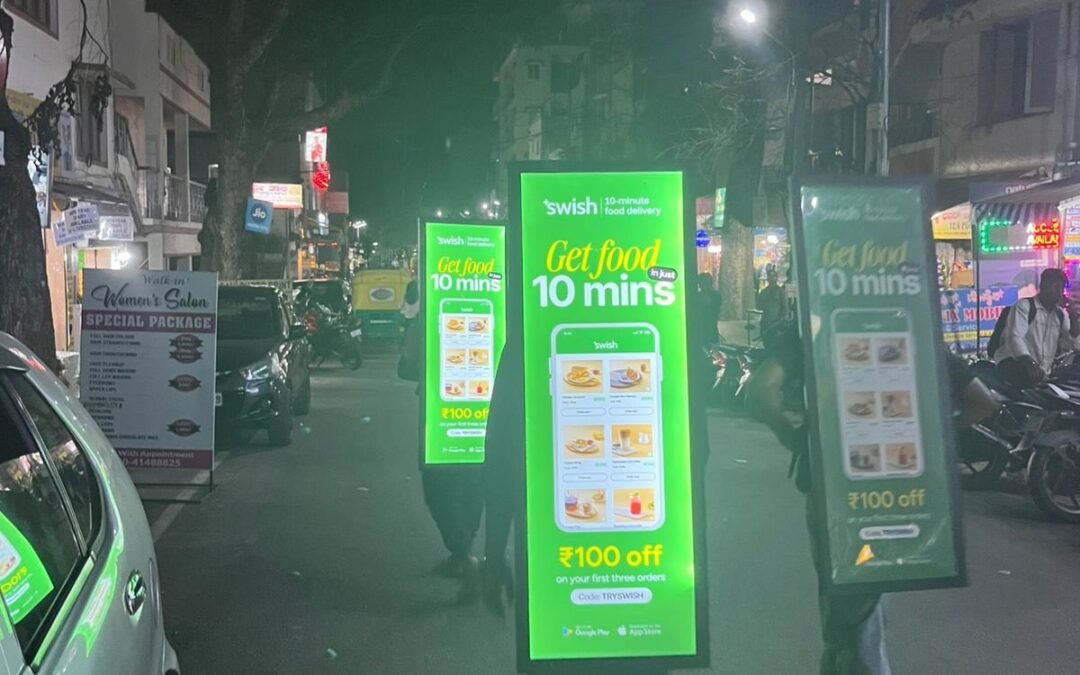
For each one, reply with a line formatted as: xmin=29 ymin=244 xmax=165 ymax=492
xmin=1027 ymin=296 xmax=1065 ymax=325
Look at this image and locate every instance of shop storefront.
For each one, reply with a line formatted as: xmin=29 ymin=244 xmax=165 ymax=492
xmin=932 ymin=203 xmax=974 ymax=291
xmin=752 ymin=227 xmax=789 ymax=290
xmin=940 ymin=178 xmax=1080 ymax=355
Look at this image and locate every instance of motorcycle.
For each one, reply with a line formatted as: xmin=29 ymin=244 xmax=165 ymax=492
xmin=958 ymin=355 xmax=1080 ymax=521
xmin=706 ymin=342 xmax=765 ymax=410
xmin=303 ymin=302 xmax=363 ymax=370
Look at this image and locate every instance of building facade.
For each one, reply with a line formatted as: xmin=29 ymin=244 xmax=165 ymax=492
xmin=4 ymin=0 xmax=210 ymax=350
xmin=492 ymin=0 xmax=642 ymax=195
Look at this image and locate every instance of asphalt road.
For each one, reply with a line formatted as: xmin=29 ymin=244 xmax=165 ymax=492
xmin=146 ymin=356 xmax=1080 ymax=675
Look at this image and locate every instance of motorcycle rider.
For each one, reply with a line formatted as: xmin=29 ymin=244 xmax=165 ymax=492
xmin=995 ymin=268 xmax=1080 ymax=388
xmin=745 ymin=322 xmax=995 ymax=675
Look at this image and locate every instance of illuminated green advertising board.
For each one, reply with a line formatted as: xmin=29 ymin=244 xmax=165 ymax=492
xmin=792 ymin=179 xmax=966 ymax=594
xmin=420 ymin=221 xmax=506 ymax=466
xmin=512 ymin=168 xmax=707 ymax=668
xmin=0 ymin=511 xmax=54 ymax=625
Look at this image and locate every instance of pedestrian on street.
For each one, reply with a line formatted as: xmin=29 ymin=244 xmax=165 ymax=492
xmin=401 ymin=278 xmax=420 ymax=345
xmin=993 ymin=268 xmax=1080 ymax=388
xmin=744 ymin=323 xmax=996 ymax=675
xmin=398 ymin=317 xmax=483 ymax=597
xmin=756 ymin=264 xmax=786 ymax=336
xmin=697 ymin=272 xmax=722 ymax=347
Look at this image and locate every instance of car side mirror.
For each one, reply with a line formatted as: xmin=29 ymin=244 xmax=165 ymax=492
xmin=289 ymin=324 xmax=308 ymax=340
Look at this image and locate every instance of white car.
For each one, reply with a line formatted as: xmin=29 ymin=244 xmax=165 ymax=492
xmin=0 ymin=333 xmax=180 ymax=674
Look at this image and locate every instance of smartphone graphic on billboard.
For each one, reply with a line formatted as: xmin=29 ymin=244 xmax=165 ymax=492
xmin=831 ymin=308 xmax=924 ymax=480
xmin=439 ymin=298 xmax=494 ymax=402
xmin=550 ymin=323 xmax=664 ymax=532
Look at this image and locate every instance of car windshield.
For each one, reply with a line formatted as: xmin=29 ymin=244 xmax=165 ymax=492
xmin=218 ymin=293 xmax=278 ymax=340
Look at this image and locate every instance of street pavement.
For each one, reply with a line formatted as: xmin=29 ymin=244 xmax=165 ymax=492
xmin=146 ymin=356 xmax=1080 ymax=674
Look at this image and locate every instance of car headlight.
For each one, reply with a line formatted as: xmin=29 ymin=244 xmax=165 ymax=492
xmin=241 ymin=354 xmax=283 ymax=383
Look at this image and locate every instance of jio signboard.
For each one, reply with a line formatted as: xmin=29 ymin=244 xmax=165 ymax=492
xmin=791 ymin=178 xmax=965 ymax=594
xmin=420 ymin=221 xmax=507 ymax=466
xmin=510 ymin=166 xmax=708 ymax=670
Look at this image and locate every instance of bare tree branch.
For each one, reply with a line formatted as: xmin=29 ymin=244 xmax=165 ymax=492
xmin=264 ymin=15 xmax=433 ymax=138
xmin=232 ymin=0 xmax=291 ymax=78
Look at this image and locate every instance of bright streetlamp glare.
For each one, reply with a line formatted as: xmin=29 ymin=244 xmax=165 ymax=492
xmin=739 ymin=7 xmax=758 ymax=24
xmin=481 ymin=202 xmax=489 ymax=210
xmin=436 ymin=209 xmax=445 ymax=217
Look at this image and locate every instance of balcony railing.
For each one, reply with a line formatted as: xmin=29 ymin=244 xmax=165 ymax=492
xmin=143 ymin=171 xmax=205 ymax=224
xmin=164 ymin=173 xmax=186 ymax=221
xmin=189 ymin=180 xmax=207 ymax=222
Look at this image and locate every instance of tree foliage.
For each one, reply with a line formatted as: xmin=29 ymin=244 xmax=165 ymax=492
xmin=0 ymin=0 xmax=110 ymax=368
xmin=156 ymin=0 xmax=436 ymax=278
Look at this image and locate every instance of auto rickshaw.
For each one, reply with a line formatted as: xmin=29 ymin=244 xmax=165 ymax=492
xmin=351 ymin=268 xmax=412 ymax=341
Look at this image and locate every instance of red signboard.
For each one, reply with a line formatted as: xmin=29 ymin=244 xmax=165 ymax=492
xmin=1032 ymin=219 xmax=1061 ymax=249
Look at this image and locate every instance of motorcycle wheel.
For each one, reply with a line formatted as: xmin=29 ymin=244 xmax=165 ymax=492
xmin=337 ymin=335 xmax=363 ymax=370
xmin=1028 ymin=445 xmax=1080 ymax=523
xmin=956 ymin=429 xmax=1009 ymax=491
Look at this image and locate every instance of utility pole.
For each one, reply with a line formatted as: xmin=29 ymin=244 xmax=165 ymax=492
xmin=879 ymin=0 xmax=891 ymax=176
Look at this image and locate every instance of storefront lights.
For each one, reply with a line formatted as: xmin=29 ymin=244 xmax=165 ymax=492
xmin=978 ymin=217 xmax=1061 ymax=254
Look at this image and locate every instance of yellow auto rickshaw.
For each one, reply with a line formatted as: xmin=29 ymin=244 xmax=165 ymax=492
xmin=351 ymin=268 xmax=412 ymax=340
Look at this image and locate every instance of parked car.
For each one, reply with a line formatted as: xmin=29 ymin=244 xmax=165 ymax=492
xmin=215 ymin=285 xmax=311 ymax=446
xmin=0 ymin=332 xmax=181 ymax=674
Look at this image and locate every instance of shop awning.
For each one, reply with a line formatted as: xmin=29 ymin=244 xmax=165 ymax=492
xmin=931 ymin=202 xmax=971 ymax=240
xmin=972 ymin=175 xmax=1080 ymax=224
xmin=53 ymin=178 xmax=144 ymax=235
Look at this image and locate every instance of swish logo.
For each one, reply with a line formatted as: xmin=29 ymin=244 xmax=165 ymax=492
xmin=437 ymin=236 xmax=464 ymax=246
xmin=544 ymin=197 xmax=598 ymax=216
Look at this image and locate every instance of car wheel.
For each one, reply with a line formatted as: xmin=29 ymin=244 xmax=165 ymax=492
xmin=294 ymin=374 xmax=312 ymax=415
xmin=268 ymin=395 xmax=294 ymax=446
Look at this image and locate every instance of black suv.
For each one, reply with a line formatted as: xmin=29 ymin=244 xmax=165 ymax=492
xmin=215 ymin=285 xmax=311 ymax=445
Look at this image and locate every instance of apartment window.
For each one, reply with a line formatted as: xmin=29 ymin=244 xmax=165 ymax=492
xmin=8 ymin=0 xmax=54 ymax=34
xmin=527 ymin=61 xmax=542 ymax=81
xmin=77 ymin=78 xmax=108 ymax=166
xmin=528 ymin=135 xmax=542 ymax=160
xmin=978 ymin=12 xmax=1058 ymax=123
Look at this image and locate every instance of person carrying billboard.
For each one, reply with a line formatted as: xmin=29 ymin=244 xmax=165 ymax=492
xmin=398 ymin=318 xmax=483 ymax=597
xmin=744 ymin=324 xmax=995 ymax=674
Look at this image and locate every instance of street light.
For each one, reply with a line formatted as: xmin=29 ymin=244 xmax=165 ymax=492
xmin=738 ymin=7 xmax=758 ymax=24
xmin=435 ymin=209 xmax=445 ymax=218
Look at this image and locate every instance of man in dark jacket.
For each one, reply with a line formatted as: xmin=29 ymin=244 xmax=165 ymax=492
xmin=744 ymin=325 xmax=995 ymax=675
xmin=399 ymin=319 xmax=483 ymax=589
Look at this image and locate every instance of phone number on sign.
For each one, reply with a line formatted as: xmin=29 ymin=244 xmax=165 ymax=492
xmin=124 ymin=457 xmax=183 ymax=469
